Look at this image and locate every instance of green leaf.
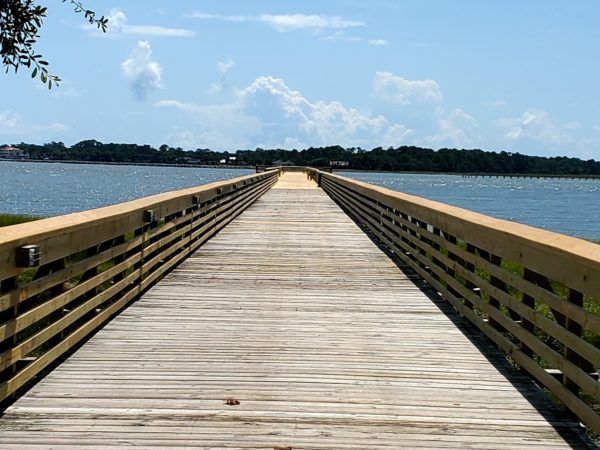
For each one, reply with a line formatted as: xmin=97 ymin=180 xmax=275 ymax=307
xmin=41 ymin=71 xmax=47 ymax=83
xmin=31 ymin=67 xmax=38 ymax=78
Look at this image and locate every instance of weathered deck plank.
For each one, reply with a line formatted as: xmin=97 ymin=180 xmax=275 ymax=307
xmin=0 ymin=172 xmax=592 ymax=448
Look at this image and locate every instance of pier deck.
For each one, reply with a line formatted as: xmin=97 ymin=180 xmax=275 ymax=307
xmin=0 ymin=172 xmax=591 ymax=448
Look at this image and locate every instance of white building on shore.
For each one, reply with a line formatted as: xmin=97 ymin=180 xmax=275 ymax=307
xmin=0 ymin=146 xmax=29 ymax=160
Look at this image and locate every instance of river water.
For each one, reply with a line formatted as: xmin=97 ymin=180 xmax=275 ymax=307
xmin=0 ymin=161 xmax=598 ymax=239
xmin=339 ymin=171 xmax=600 ymax=240
xmin=0 ymin=161 xmax=252 ymax=217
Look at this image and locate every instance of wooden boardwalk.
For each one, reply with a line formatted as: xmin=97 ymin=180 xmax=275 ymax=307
xmin=0 ymin=172 xmax=592 ymax=448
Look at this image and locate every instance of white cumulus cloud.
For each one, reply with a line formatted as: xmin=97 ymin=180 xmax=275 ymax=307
xmin=121 ymin=41 xmax=163 ymax=101
xmin=374 ymin=71 xmax=443 ymax=105
xmin=369 ymin=39 xmax=389 ymax=46
xmin=420 ymin=109 xmax=479 ymax=148
xmin=156 ymin=75 xmax=414 ymax=150
xmin=496 ymin=109 xmax=572 ymax=146
xmin=239 ymin=76 xmax=400 ymax=147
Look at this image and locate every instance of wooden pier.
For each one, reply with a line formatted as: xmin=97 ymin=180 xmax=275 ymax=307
xmin=0 ymin=171 xmax=598 ymax=448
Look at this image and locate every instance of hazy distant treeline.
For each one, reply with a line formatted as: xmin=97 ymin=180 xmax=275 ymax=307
xmin=9 ymin=140 xmax=600 ymax=175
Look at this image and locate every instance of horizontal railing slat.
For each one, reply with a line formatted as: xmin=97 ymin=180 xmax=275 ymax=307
xmin=0 ymin=173 xmax=275 ymax=279
xmin=324 ymin=173 xmax=600 ymax=296
xmin=0 ymin=169 xmax=279 ymax=405
xmin=314 ymin=168 xmax=600 ymax=434
xmin=0 ymin=267 xmax=141 ymax=374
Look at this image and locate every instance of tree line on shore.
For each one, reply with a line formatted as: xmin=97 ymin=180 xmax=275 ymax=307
xmin=7 ymin=140 xmax=600 ymax=175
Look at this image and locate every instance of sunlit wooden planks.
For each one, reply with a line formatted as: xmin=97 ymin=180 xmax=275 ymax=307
xmin=0 ymin=170 xmax=279 ymax=403
xmin=315 ymin=169 xmax=600 ymax=433
xmin=0 ymin=172 xmax=591 ymax=448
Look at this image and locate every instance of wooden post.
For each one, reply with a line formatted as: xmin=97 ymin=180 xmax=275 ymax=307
xmin=443 ymin=233 xmax=467 ymax=308
xmin=521 ymin=268 xmax=537 ymax=359
xmin=564 ymin=289 xmax=593 ymax=394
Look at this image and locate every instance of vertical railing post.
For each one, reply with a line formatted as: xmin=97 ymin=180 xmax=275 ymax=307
xmin=565 ymin=289 xmax=593 ymax=394
xmin=521 ymin=268 xmax=537 ymax=360
xmin=444 ymin=234 xmax=465 ymax=306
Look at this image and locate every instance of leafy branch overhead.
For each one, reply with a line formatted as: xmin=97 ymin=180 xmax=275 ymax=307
xmin=0 ymin=0 xmax=107 ymax=89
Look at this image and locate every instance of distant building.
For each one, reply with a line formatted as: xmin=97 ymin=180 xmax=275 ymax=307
xmin=272 ymin=160 xmax=295 ymax=166
xmin=330 ymin=160 xmax=349 ymax=168
xmin=0 ymin=146 xmax=29 ymax=160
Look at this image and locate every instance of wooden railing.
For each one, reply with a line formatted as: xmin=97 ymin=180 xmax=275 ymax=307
xmin=0 ymin=170 xmax=279 ymax=404
xmin=259 ymin=165 xmax=332 ymax=173
xmin=310 ymin=169 xmax=600 ymax=433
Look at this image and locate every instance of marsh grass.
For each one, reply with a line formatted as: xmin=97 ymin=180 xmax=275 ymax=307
xmin=0 ymin=213 xmax=40 ymax=227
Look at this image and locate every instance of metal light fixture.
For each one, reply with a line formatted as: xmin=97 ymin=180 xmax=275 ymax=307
xmin=16 ymin=245 xmax=41 ymax=268
xmin=144 ymin=209 xmax=157 ymax=222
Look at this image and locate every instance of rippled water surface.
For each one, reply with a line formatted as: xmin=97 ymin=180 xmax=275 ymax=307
xmin=1 ymin=162 xmax=598 ymax=239
xmin=339 ymin=171 xmax=600 ymax=240
xmin=0 ymin=161 xmax=252 ymax=217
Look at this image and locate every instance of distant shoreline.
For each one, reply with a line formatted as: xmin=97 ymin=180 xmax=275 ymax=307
xmin=0 ymin=159 xmax=254 ymax=170
xmin=330 ymin=168 xmax=600 ymax=179
xmin=3 ymin=159 xmax=600 ymax=180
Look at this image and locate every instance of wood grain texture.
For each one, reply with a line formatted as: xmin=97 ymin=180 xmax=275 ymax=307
xmin=0 ymin=171 xmax=278 ymax=403
xmin=315 ymin=169 xmax=600 ymax=433
xmin=318 ymin=171 xmax=600 ymax=296
xmin=0 ymin=172 xmax=591 ymax=448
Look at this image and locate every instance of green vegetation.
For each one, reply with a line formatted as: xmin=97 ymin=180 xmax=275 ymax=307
xmin=7 ymin=140 xmax=600 ymax=175
xmin=0 ymin=1 xmax=107 ymax=88
xmin=0 ymin=213 xmax=39 ymax=227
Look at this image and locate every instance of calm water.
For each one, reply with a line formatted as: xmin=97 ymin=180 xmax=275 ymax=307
xmin=339 ymin=171 xmax=600 ymax=240
xmin=1 ymin=162 xmax=598 ymax=240
xmin=0 ymin=161 xmax=252 ymax=217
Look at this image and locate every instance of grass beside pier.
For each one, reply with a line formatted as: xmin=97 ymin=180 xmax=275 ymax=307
xmin=0 ymin=213 xmax=40 ymax=227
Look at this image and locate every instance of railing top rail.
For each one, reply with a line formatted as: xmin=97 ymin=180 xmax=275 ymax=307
xmin=0 ymin=169 xmax=280 ymax=282
xmin=0 ymin=170 xmax=279 ymax=248
xmin=313 ymin=167 xmax=600 ymax=434
xmin=312 ymin=169 xmax=600 ymax=295
xmin=0 ymin=168 xmax=280 ymax=406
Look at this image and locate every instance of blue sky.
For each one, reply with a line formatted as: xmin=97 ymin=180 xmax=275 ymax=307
xmin=1 ymin=1 xmax=600 ymax=159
